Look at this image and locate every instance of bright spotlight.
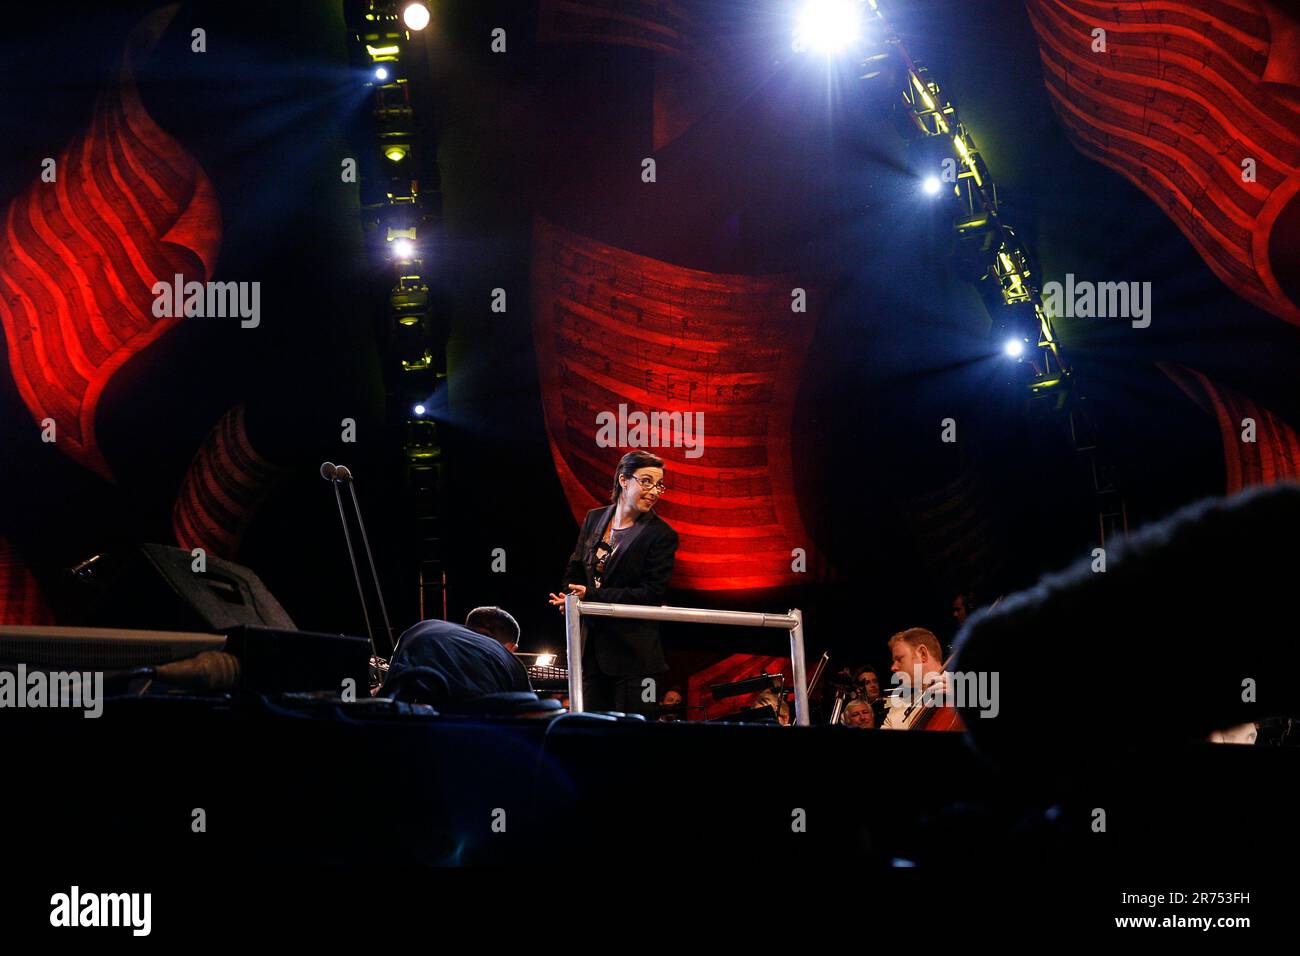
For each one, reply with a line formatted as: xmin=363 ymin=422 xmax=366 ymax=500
xmin=793 ymin=0 xmax=863 ymax=56
xmin=402 ymin=3 xmax=431 ymax=31
xmin=391 ymin=238 xmax=415 ymax=260
xmin=1004 ymin=338 xmax=1026 ymax=358
xmin=922 ymin=176 xmax=942 ymax=196
xmin=535 ymin=653 xmax=556 ymax=667
xmin=413 ymin=404 xmax=426 ymax=416
xmin=374 ymin=65 xmax=390 ymax=82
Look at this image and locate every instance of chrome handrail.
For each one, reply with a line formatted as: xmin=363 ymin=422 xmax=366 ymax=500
xmin=563 ymin=593 xmax=810 ymax=726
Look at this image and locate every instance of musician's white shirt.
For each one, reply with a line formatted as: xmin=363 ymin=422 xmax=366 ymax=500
xmin=880 ymin=671 xmax=949 ymax=730
xmin=880 ymin=692 xmax=922 ymax=730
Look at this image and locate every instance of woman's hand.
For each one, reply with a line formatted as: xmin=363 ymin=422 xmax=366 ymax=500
xmin=548 ymin=584 xmax=586 ymax=611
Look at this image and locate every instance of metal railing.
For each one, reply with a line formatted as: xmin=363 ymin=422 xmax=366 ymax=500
xmin=563 ymin=593 xmax=810 ymax=726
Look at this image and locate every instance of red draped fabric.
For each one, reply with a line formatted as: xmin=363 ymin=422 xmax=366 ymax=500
xmin=1161 ymin=362 xmax=1300 ymax=492
xmin=537 ymin=0 xmax=721 ymax=149
xmin=172 ymin=405 xmax=286 ymax=560
xmin=532 ymin=217 xmax=826 ymax=591
xmin=1026 ymin=0 xmax=1300 ymax=323
xmin=0 ymin=538 xmax=54 ymax=625
xmin=0 ymin=7 xmax=222 ymax=481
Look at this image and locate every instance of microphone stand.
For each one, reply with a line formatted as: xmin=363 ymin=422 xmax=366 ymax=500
xmin=337 ymin=464 xmax=394 ymax=653
xmin=321 ymin=462 xmax=393 ymax=659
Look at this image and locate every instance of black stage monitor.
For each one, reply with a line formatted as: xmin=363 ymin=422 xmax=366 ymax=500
xmin=65 ymin=544 xmax=296 ymax=633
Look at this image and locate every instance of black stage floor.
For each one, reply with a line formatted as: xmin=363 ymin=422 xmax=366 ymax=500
xmin=4 ymin=694 xmax=1291 ymax=927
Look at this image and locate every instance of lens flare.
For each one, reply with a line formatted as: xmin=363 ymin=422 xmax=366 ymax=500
xmin=402 ymin=3 xmax=430 ymax=31
xmin=793 ymin=0 xmax=863 ymax=56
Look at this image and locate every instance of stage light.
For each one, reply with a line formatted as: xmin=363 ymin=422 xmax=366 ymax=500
xmin=401 ymin=350 xmax=433 ymax=371
xmin=413 ymin=404 xmax=426 ymax=416
xmin=374 ymin=65 xmax=390 ymax=82
xmin=385 ymin=146 xmax=408 ymax=162
xmin=391 ymin=238 xmax=415 ymax=260
xmin=922 ymin=176 xmax=942 ymax=196
xmin=911 ymin=72 xmax=939 ymax=114
xmin=1004 ymin=338 xmax=1026 ymax=358
xmin=402 ymin=3 xmax=430 ymax=31
xmin=535 ymin=653 xmax=556 ymax=667
xmin=793 ymin=0 xmax=863 ymax=56
xmin=954 ymin=134 xmax=984 ymax=187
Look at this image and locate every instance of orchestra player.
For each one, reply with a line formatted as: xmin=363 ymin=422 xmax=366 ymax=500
xmin=881 ymin=627 xmax=950 ymax=730
xmin=853 ymin=665 xmax=886 ymax=726
xmin=841 ymin=698 xmax=875 ymax=728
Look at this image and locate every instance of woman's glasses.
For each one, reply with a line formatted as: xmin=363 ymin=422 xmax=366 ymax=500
xmin=630 ymin=475 xmax=668 ymax=494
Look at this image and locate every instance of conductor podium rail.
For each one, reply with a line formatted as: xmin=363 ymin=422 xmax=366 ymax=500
xmin=563 ymin=593 xmax=810 ymax=725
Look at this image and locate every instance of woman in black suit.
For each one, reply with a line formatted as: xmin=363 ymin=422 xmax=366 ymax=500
xmin=548 ymin=450 xmax=679 ymax=715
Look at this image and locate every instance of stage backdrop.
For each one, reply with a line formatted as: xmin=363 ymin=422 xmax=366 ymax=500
xmin=531 ymin=216 xmax=828 ymax=591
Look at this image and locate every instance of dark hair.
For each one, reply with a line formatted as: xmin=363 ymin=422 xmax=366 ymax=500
xmin=610 ymin=450 xmax=665 ymax=504
xmin=465 ymin=606 xmax=520 ymax=647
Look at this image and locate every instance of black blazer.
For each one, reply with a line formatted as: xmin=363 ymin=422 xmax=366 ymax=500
xmin=562 ymin=505 xmax=679 ymax=677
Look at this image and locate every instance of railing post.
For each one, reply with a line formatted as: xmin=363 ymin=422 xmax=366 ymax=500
xmin=789 ymin=607 xmax=810 ymax=726
xmin=565 ymin=591 xmax=584 ymax=713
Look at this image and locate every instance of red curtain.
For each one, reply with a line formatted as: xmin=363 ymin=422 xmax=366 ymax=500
xmin=0 ymin=7 xmax=221 ymax=481
xmin=1162 ymin=362 xmax=1300 ymax=492
xmin=172 ymin=404 xmax=287 ymax=560
xmin=1026 ymin=0 xmax=1300 ymax=324
xmin=0 ymin=538 xmax=53 ymax=625
xmin=532 ymin=217 xmax=827 ymax=590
